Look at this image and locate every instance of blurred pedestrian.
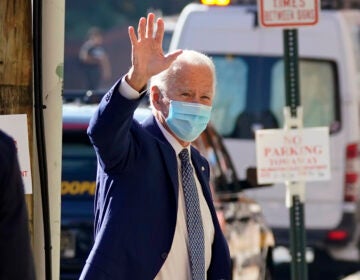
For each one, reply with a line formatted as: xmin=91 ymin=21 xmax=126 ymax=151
xmin=79 ymin=27 xmax=112 ymax=90
xmin=0 ymin=129 xmax=36 ymax=280
xmin=79 ymin=13 xmax=231 ymax=280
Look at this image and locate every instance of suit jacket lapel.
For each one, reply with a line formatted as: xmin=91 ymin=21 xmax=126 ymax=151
xmin=190 ymin=147 xmax=213 ymax=202
xmin=141 ymin=116 xmax=212 ymax=205
xmin=142 ymin=116 xmax=179 ymax=202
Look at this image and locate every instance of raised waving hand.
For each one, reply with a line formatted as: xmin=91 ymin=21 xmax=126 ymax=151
xmin=126 ymin=13 xmax=182 ymax=91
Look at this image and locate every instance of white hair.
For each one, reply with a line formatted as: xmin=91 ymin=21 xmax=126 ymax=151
xmin=149 ymin=50 xmax=216 ymax=94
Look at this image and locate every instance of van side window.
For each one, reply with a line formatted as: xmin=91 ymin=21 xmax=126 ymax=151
xmin=349 ymin=25 xmax=360 ymax=97
xmin=271 ymin=60 xmax=340 ymax=132
xmin=210 ymin=54 xmax=340 ymax=139
xmin=211 ymin=56 xmax=247 ymax=136
xmin=349 ymin=25 xmax=360 ymax=72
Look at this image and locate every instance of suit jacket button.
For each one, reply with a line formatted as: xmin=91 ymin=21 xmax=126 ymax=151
xmin=161 ymin=252 xmax=168 ymax=260
xmin=105 ymin=93 xmax=111 ymax=102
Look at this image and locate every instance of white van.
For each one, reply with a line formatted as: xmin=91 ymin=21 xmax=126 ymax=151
xmin=169 ymin=1 xmax=360 ymax=264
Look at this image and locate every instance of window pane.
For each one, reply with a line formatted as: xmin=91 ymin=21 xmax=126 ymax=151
xmin=349 ymin=24 xmax=360 ymax=98
xmin=211 ymin=55 xmax=248 ymax=136
xmin=271 ymin=60 xmax=339 ymax=130
xmin=210 ymin=55 xmax=339 ymax=139
xmin=270 ymin=60 xmax=285 ymax=127
xmin=62 ymin=143 xmax=97 ymax=182
xmin=301 ymin=61 xmax=337 ymax=128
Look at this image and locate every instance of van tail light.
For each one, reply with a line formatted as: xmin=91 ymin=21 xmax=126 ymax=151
xmin=325 ymin=213 xmax=354 ymax=245
xmin=344 ymin=143 xmax=360 ymax=202
xmin=326 ymin=230 xmax=348 ymax=242
xmin=326 ymin=144 xmax=359 ymax=245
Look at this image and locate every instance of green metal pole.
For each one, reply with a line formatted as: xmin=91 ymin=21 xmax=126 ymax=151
xmin=284 ymin=29 xmax=300 ymax=117
xmin=289 ymin=192 xmax=308 ymax=280
xmin=283 ymin=29 xmax=308 ymax=280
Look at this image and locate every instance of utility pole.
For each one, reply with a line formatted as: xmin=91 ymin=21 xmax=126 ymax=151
xmin=1 ymin=1 xmax=65 ymax=279
xmin=0 ymin=0 xmax=34 ymax=237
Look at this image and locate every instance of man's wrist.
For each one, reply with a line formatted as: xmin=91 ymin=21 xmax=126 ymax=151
xmin=125 ymin=68 xmax=148 ymax=92
xmin=119 ymin=76 xmax=147 ymax=100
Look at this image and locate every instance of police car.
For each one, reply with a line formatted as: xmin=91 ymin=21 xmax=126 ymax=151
xmin=60 ymin=91 xmax=275 ymax=280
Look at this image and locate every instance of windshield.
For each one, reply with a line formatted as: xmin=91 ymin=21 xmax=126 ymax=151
xmin=210 ymin=55 xmax=340 ymax=139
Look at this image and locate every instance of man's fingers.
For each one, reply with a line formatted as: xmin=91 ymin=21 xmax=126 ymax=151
xmin=146 ymin=13 xmax=155 ymax=38
xmin=137 ymin=17 xmax=146 ymax=40
xmin=155 ymin=18 xmax=164 ymax=45
xmin=128 ymin=26 xmax=137 ymax=45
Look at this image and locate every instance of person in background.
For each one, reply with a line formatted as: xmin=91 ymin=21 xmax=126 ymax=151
xmin=79 ymin=27 xmax=112 ymax=90
xmin=0 ymin=129 xmax=36 ymax=280
xmin=79 ymin=13 xmax=231 ymax=280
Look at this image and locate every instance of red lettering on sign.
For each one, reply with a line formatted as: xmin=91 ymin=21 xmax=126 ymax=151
xmin=273 ymin=0 xmax=305 ymax=8
xmin=297 ymin=9 xmax=315 ymax=20
xmin=263 ymin=145 xmax=323 ymax=158
xmin=284 ymin=135 xmax=302 ymax=145
xmin=264 ymin=10 xmax=295 ymax=21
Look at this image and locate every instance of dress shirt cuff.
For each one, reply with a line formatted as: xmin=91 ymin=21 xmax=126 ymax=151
xmin=118 ymin=76 xmax=147 ymax=100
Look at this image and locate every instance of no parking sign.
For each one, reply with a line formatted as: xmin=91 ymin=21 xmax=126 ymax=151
xmin=256 ymin=127 xmax=330 ymax=184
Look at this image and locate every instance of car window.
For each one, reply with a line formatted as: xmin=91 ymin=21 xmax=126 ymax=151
xmin=61 ymin=137 xmax=97 ymax=219
xmin=62 ymin=143 xmax=97 ymax=184
xmin=209 ymin=55 xmax=340 ymax=139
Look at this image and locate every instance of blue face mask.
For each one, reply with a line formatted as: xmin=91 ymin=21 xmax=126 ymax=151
xmin=166 ymin=100 xmax=212 ymax=142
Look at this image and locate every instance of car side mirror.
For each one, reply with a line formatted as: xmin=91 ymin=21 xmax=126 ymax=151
xmin=241 ymin=167 xmax=273 ymax=190
xmin=215 ymin=167 xmax=273 ymax=200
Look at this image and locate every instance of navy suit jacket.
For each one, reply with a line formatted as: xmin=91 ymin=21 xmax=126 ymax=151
xmin=80 ymin=81 xmax=231 ymax=279
xmin=0 ymin=130 xmax=35 ymax=280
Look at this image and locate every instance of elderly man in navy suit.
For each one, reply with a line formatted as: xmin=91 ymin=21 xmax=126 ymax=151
xmin=80 ymin=13 xmax=231 ymax=280
xmin=0 ymin=130 xmax=36 ymax=280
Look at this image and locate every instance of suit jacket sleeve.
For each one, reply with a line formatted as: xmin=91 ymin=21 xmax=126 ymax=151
xmin=0 ymin=130 xmax=36 ymax=280
xmin=87 ymin=79 xmax=146 ymax=173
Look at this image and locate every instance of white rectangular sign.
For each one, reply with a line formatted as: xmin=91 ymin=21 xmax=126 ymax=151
xmin=255 ymin=127 xmax=330 ymax=184
xmin=0 ymin=114 xmax=33 ymax=194
xmin=258 ymin=0 xmax=320 ymax=28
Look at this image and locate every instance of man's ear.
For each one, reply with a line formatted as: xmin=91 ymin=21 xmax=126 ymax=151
xmin=150 ymin=85 xmax=162 ymax=110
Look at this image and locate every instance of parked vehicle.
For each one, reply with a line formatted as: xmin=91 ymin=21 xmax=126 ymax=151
xmin=61 ymin=103 xmax=97 ymax=280
xmin=169 ymin=0 xmax=360 ymax=265
xmin=60 ymin=92 xmax=274 ymax=279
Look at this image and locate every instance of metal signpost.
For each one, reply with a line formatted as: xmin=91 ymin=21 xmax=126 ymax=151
xmin=257 ymin=1 xmax=321 ymax=279
xmin=283 ymin=27 xmax=307 ymax=280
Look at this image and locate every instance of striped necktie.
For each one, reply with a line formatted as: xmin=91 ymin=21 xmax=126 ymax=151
xmin=179 ymin=148 xmax=205 ymax=280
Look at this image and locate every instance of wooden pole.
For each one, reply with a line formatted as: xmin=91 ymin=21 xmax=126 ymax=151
xmin=1 ymin=1 xmax=64 ymax=279
xmin=0 ymin=0 xmax=34 ymax=239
